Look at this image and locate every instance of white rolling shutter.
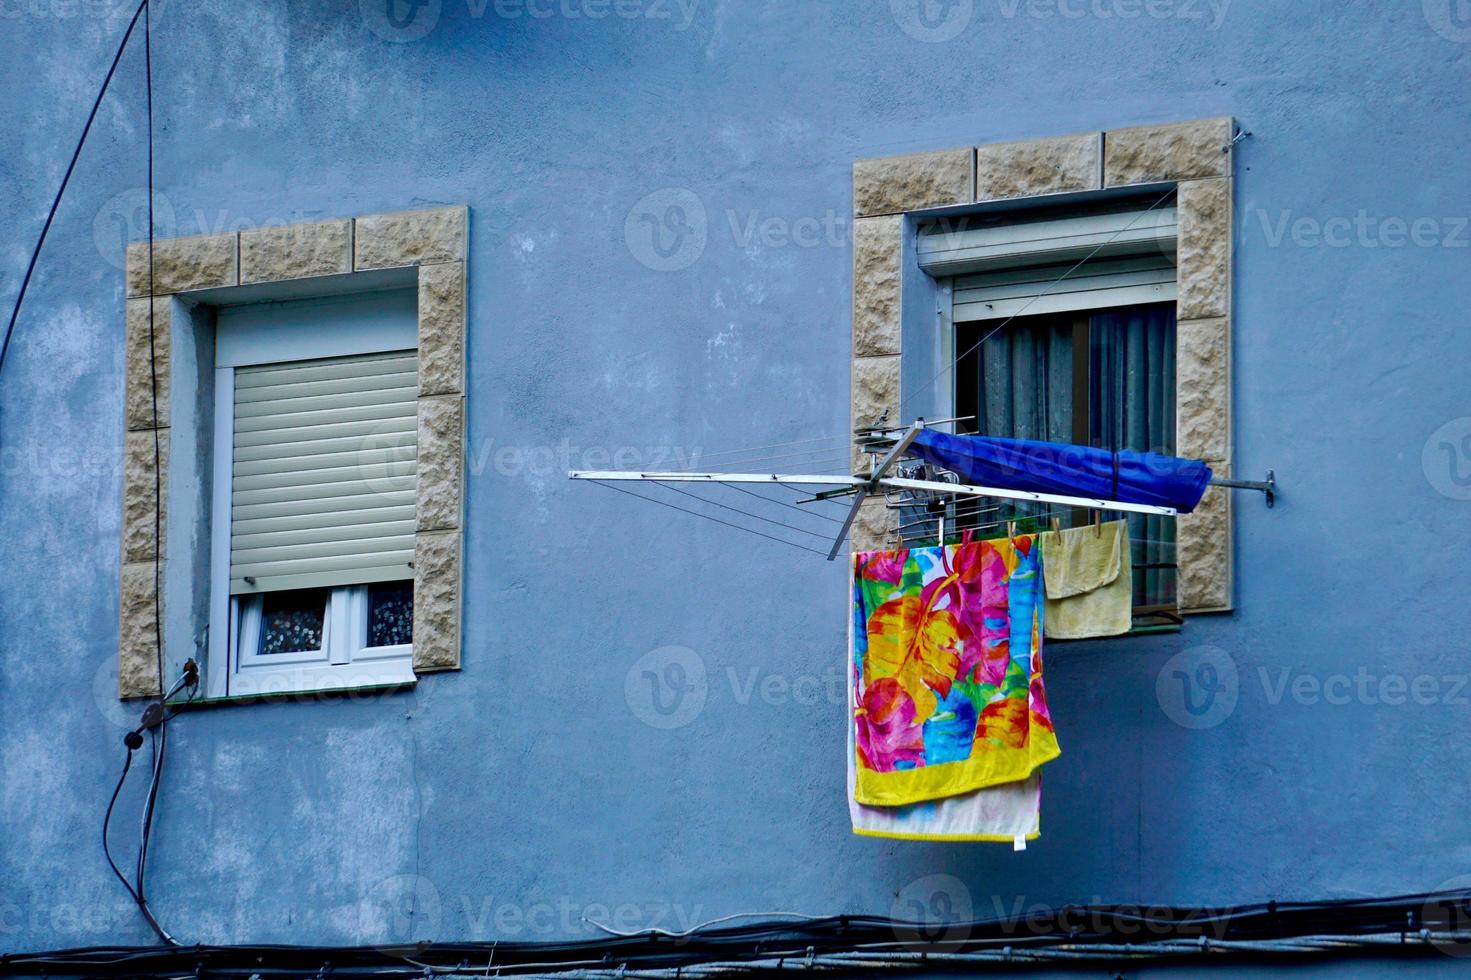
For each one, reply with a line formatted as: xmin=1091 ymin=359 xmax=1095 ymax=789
xmin=952 ymin=253 xmax=1177 ymax=321
xmin=230 ymin=350 xmax=417 ymax=594
xmin=917 ymin=206 xmax=1177 ymax=277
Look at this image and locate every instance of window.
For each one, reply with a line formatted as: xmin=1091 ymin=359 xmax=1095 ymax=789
xmin=954 ymin=303 xmax=1179 ymax=618
xmin=921 ymin=196 xmax=1182 ymax=623
xmin=209 ymin=291 xmax=419 ymax=696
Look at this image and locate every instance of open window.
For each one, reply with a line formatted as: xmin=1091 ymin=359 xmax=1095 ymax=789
xmin=921 ymin=194 xmax=1183 ymax=625
xmin=209 ymin=291 xmax=419 ymax=696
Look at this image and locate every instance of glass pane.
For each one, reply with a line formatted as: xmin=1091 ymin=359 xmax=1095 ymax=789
xmin=258 ymin=588 xmax=329 ymax=655
xmin=952 ymin=302 xmax=1180 ymax=619
xmin=942 ymin=313 xmax=1079 ymax=543
xmin=367 ymin=581 xmax=414 ymax=647
xmin=1089 ymin=303 xmax=1177 ymax=612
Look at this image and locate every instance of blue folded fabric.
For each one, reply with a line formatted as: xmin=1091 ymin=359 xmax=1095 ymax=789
xmin=908 ymin=429 xmax=1213 ymax=513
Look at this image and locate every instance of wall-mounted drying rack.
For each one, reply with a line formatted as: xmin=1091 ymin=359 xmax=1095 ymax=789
xmin=572 ymin=417 xmax=1281 ymax=561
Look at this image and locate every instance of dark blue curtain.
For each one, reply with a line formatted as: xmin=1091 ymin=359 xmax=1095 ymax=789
xmin=964 ymin=302 xmax=1178 ymax=610
xmin=1090 ymin=305 xmax=1177 ymax=608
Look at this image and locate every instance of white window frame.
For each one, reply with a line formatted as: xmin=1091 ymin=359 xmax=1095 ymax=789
xmin=206 ymin=291 xmax=419 ymax=698
xmin=229 ymin=585 xmax=414 ymax=697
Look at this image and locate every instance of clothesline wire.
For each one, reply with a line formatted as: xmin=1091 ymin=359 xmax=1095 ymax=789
xmin=589 ymin=480 xmax=828 ymax=557
xmin=720 ymin=482 xmax=845 ymax=524
xmin=775 ymin=480 xmax=859 ymax=506
xmin=901 ymin=188 xmax=1178 ymax=417
xmin=655 ymin=482 xmax=836 ymax=541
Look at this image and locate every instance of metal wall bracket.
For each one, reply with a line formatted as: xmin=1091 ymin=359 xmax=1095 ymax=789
xmin=1209 ymin=469 xmax=1276 ymax=508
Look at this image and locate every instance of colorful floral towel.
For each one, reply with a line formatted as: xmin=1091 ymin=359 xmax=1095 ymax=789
xmin=851 ymin=534 xmax=1060 ymax=807
xmin=846 ymin=572 xmax=1041 ymax=843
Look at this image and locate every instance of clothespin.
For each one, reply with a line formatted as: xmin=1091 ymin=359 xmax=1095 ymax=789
xmin=1006 ymin=520 xmax=1017 ymax=542
xmin=1092 ymin=510 xmax=1102 ymax=538
xmin=1050 ymin=516 xmax=1061 ymax=534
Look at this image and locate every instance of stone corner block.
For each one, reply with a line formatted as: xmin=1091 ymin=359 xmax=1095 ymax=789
xmin=418 ymin=262 xmax=466 ymax=396
xmin=118 ymin=561 xmax=162 ymax=698
xmin=416 ymin=395 xmax=464 ymax=533
xmin=239 ymin=219 xmax=353 ymax=285
xmin=1176 ymin=317 xmax=1230 ymax=462
xmin=852 ymin=355 xmax=901 ymax=430
xmin=412 ymin=530 xmax=462 ymax=672
xmin=127 ymin=233 xmax=238 ymax=297
xmin=1177 ymin=177 xmax=1232 ymax=320
xmin=355 ymin=206 xmax=468 ymax=271
xmin=1104 ymin=117 xmax=1233 ymax=187
xmin=1178 ymin=465 xmax=1233 ymax=613
xmin=122 ymin=429 xmax=169 ymax=564
xmin=854 ymin=148 xmax=972 ymax=217
xmin=976 ymin=132 xmax=1102 ymax=202
xmin=125 ymin=297 xmax=172 ymax=430
xmin=849 ymin=496 xmax=894 ymax=555
xmin=852 ymin=216 xmax=903 ymax=357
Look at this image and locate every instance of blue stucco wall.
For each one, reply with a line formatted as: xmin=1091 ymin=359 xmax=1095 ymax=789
xmin=3 ymin=0 xmax=1471 ymax=967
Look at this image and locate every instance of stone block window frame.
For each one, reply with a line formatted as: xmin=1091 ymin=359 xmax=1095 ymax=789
xmin=849 ymin=118 xmax=1234 ymax=613
xmin=117 ymin=206 xmax=468 ymax=699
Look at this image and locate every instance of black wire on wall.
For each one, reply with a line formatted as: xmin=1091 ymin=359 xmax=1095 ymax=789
xmin=0 ymin=0 xmax=149 ymax=385
xmin=4 ymin=891 xmax=1471 ymax=978
xmin=0 ymin=0 xmax=182 ymax=947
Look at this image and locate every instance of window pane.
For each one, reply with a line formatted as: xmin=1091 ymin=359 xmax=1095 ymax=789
xmin=259 ymin=588 xmax=329 ymax=655
xmin=951 ymin=313 xmax=1079 ymax=536
xmin=367 ymin=581 xmax=414 ymax=648
xmin=953 ymin=302 xmax=1179 ymax=618
xmin=1089 ymin=304 xmax=1177 ymax=611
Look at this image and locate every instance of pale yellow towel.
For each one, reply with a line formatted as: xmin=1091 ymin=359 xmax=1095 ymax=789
xmin=1041 ymin=520 xmax=1132 ymax=639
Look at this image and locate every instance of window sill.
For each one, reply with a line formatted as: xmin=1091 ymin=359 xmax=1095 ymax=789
xmin=1046 ymin=622 xmax=1182 ymax=645
xmin=168 ymin=678 xmax=416 ymax=711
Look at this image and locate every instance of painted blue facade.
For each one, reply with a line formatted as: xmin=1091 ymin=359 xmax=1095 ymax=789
xmin=2 ymin=0 xmax=1470 ymax=971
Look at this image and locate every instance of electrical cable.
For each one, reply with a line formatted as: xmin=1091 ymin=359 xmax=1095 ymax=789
xmin=0 ymin=0 xmax=148 ymax=387
xmin=132 ymin=0 xmax=179 ymax=947
xmin=7 ymin=892 xmax=1471 ymax=978
xmin=101 ymin=743 xmax=142 ymax=907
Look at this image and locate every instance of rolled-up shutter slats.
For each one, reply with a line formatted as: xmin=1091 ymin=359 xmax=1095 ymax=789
xmin=230 ymin=350 xmax=417 ymax=594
